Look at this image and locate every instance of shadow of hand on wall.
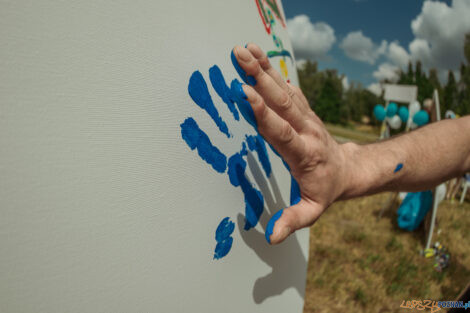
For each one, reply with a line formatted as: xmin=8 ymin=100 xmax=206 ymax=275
xmin=237 ymin=153 xmax=307 ymax=304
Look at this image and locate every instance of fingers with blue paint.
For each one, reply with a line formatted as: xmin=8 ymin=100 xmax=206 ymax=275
xmin=232 ymin=45 xmax=310 ymax=134
xmin=236 ymin=83 xmax=308 ymax=169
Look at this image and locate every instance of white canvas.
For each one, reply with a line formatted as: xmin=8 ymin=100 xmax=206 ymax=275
xmin=0 ymin=1 xmax=309 ymax=313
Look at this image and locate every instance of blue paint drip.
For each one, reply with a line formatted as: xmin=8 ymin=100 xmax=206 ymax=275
xmin=180 ymin=118 xmax=227 ymax=173
xmin=265 ymin=209 xmax=284 ymax=244
xmin=231 ymin=50 xmax=257 ymax=86
xmin=188 ymin=71 xmax=231 ymax=138
xmin=209 ymin=65 xmax=240 ymax=121
xmin=231 ymin=79 xmax=258 ymax=131
xmin=394 ymin=163 xmax=404 ymax=173
xmin=246 ymin=135 xmax=272 ymax=177
xmin=214 ymin=217 xmax=235 ymax=260
xmin=290 ymin=176 xmax=301 ymax=205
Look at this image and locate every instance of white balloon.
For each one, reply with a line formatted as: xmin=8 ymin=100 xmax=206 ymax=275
xmin=387 ymin=115 xmax=402 ymax=129
xmin=409 ymin=101 xmax=421 ymax=117
xmin=409 ymin=121 xmax=418 ymax=130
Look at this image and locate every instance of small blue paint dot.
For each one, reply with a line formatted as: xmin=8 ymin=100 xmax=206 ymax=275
xmin=394 ymin=163 xmax=403 ymax=173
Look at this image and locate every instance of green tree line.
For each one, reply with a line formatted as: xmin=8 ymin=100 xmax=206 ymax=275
xmin=297 ymin=34 xmax=470 ymax=124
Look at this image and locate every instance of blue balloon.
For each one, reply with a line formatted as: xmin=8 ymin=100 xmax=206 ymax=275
xmin=413 ymin=110 xmax=429 ymax=126
xmin=374 ymin=105 xmax=386 ymax=121
xmin=398 ymin=106 xmax=409 ymax=122
xmin=386 ymin=102 xmax=398 ymax=117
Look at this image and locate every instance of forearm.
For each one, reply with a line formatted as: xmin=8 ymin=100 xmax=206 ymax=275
xmin=340 ymin=116 xmax=470 ymax=199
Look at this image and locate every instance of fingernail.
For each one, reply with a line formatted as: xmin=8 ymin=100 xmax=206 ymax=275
xmin=232 ymin=78 xmax=247 ymax=100
xmin=230 ymin=79 xmax=257 ymax=131
xmin=265 ymin=209 xmax=284 ymax=244
xmin=231 ymin=49 xmax=257 ymax=86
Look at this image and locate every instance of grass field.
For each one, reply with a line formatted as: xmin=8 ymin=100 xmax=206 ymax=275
xmin=302 ymin=124 xmax=470 ymax=313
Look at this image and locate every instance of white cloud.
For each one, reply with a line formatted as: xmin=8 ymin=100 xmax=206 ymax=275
xmin=387 ymin=41 xmax=411 ymax=68
xmin=367 ymin=83 xmax=383 ymax=96
xmin=340 ymin=31 xmax=387 ymax=64
xmin=287 ymin=15 xmax=336 ymax=60
xmin=409 ymin=0 xmax=470 ymax=72
xmin=373 ymin=63 xmax=399 ymax=82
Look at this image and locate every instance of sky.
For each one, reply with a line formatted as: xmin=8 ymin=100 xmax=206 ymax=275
xmin=282 ymin=0 xmax=470 ymax=94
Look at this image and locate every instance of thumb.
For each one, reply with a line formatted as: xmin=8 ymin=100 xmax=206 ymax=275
xmin=265 ymin=199 xmax=324 ymax=245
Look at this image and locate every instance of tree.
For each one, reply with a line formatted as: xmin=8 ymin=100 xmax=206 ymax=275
xmin=443 ymin=71 xmax=458 ymax=114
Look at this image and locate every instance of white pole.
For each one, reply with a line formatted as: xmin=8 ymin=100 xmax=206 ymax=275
xmin=425 ymin=89 xmax=442 ymax=250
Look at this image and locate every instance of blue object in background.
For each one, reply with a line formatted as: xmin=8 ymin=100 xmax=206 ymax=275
xmin=413 ymin=110 xmax=430 ymax=126
xmin=398 ymin=106 xmax=409 ymax=122
xmin=373 ymin=105 xmax=386 ymax=121
xmin=386 ymin=102 xmax=398 ymax=117
xmin=397 ymin=190 xmax=433 ymax=231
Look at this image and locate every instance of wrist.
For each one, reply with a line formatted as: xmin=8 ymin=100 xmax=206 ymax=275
xmin=338 ymin=142 xmax=371 ymax=200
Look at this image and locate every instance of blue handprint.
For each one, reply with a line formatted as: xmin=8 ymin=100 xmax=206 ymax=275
xmin=180 ymin=63 xmax=299 ymax=260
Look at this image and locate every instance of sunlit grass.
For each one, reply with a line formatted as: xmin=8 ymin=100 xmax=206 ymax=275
xmin=303 ymin=194 xmax=470 ymax=313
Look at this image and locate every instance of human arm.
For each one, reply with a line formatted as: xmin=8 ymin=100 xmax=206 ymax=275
xmin=231 ymin=44 xmax=470 ymax=244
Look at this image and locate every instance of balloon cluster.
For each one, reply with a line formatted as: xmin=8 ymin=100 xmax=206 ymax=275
xmin=374 ymin=101 xmax=429 ymax=129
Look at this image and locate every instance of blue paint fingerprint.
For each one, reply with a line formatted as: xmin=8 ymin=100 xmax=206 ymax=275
xmin=209 ymin=65 xmax=239 ymax=121
xmin=265 ymin=209 xmax=284 ymax=244
xmin=188 ymin=71 xmax=231 ymax=138
xmin=214 ymin=217 xmax=235 ymax=260
xmin=394 ymin=163 xmax=403 ymax=173
xmin=246 ymin=135 xmax=272 ymax=177
xmin=290 ymin=176 xmax=301 ymax=205
xmin=226 ymin=144 xmax=264 ymax=230
xmin=231 ymin=79 xmax=258 ymax=131
xmin=227 ymin=151 xmax=247 ymax=187
xmin=180 ymin=118 xmax=227 ymax=173
xmin=231 ymin=50 xmax=257 ymax=86
xmin=237 ymin=164 xmax=264 ymax=230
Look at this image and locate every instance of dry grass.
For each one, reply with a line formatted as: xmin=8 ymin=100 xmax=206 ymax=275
xmin=303 ymin=194 xmax=470 ymax=313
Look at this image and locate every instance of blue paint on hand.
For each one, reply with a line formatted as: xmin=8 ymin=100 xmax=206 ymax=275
xmin=231 ymin=79 xmax=258 ymax=131
xmin=394 ymin=163 xmax=403 ymax=173
xmin=209 ymin=65 xmax=240 ymax=121
xmin=290 ymin=176 xmax=301 ymax=205
xmin=246 ymin=134 xmax=271 ymax=177
xmin=214 ymin=217 xmax=235 ymax=260
xmin=188 ymin=70 xmax=231 ymax=138
xmin=231 ymin=49 xmax=257 ymax=86
xmin=180 ymin=118 xmax=227 ymax=173
xmin=265 ymin=209 xmax=284 ymax=244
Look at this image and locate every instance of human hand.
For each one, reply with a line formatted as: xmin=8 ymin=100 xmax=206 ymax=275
xmin=231 ymin=43 xmax=351 ymax=245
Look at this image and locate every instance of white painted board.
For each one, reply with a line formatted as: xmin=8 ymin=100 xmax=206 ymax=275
xmin=0 ymin=1 xmax=309 ymax=312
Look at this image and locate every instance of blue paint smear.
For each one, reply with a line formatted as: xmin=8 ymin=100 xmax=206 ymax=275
xmin=394 ymin=163 xmax=404 ymax=173
xmin=226 ymin=143 xmax=264 ymax=230
xmin=188 ymin=70 xmax=231 ymax=138
xmin=246 ymin=135 xmax=272 ymax=177
xmin=180 ymin=117 xmax=227 ymax=173
xmin=231 ymin=50 xmax=257 ymax=86
xmin=227 ymin=151 xmax=247 ymax=187
xmin=290 ymin=176 xmax=301 ymax=205
xmin=265 ymin=209 xmax=284 ymax=244
xmin=209 ymin=65 xmax=240 ymax=121
xmin=214 ymin=217 xmax=235 ymax=260
xmin=231 ymin=79 xmax=258 ymax=131
xmin=238 ymin=165 xmax=264 ymax=230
